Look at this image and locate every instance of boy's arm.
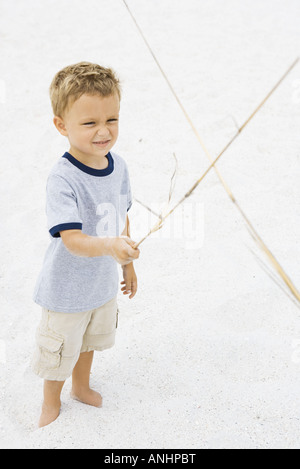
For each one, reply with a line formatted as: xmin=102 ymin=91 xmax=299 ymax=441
xmin=60 ymin=229 xmax=139 ymax=265
xmin=120 ymin=216 xmax=138 ymax=299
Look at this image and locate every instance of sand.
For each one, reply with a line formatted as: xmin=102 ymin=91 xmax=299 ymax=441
xmin=0 ymin=0 xmax=300 ymax=449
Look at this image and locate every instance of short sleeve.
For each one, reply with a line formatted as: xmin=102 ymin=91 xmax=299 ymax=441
xmin=46 ymin=175 xmax=83 ymax=238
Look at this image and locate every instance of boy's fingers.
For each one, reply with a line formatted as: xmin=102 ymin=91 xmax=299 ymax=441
xmin=122 ymin=236 xmax=140 ymax=251
xmin=119 ymin=236 xmax=140 ymax=262
xmin=131 ymin=248 xmax=140 ymax=259
xmin=126 ymin=247 xmax=140 ymax=260
xmin=129 ymin=287 xmax=137 ymax=299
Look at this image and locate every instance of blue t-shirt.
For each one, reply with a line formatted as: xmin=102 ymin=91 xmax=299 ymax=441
xmin=33 ymin=151 xmax=132 ymax=313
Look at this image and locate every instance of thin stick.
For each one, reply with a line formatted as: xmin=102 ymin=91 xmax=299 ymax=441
xmin=168 ymin=153 xmax=179 ymax=204
xmin=245 ymin=221 xmax=300 ymax=302
xmin=246 ymin=244 xmax=300 ymax=310
xmin=133 ymin=197 xmax=161 ymax=219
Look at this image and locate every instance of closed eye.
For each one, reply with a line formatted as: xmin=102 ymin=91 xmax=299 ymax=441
xmin=82 ymin=119 xmax=118 ymax=125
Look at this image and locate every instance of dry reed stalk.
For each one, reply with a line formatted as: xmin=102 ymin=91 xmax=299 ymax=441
xmin=245 ymin=221 xmax=300 ymax=304
xmin=123 ymin=0 xmax=300 ymax=303
xmin=167 ymin=153 xmax=179 ymax=205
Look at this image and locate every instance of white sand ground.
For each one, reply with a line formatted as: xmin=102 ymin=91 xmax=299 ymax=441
xmin=0 ymin=0 xmax=300 ymax=449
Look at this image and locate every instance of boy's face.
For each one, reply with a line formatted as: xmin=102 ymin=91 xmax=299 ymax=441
xmin=54 ymin=93 xmax=120 ymax=162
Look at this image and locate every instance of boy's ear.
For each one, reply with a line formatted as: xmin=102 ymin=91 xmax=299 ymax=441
xmin=53 ymin=116 xmax=68 ymax=136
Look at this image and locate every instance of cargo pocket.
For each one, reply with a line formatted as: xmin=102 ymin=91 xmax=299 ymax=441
xmin=36 ymin=330 xmax=64 ymax=371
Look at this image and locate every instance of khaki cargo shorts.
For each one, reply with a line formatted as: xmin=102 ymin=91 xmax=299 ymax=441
xmin=32 ymin=297 xmax=118 ymax=381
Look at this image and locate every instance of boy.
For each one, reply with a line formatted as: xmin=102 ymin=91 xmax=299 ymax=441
xmin=32 ymin=62 xmax=140 ymax=428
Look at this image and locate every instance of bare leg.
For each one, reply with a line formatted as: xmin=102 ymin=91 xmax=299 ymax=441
xmin=39 ymin=380 xmax=65 ymax=428
xmin=71 ymin=351 xmax=102 ymax=407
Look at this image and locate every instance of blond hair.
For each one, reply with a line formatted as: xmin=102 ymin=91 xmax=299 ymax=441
xmin=49 ymin=62 xmax=121 ymax=117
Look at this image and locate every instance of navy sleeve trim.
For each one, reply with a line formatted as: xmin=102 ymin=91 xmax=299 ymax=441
xmin=49 ymin=222 xmax=83 ymax=238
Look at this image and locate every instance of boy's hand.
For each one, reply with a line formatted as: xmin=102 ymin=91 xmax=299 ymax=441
xmin=107 ymin=236 xmax=140 ymax=265
xmin=121 ymin=263 xmax=138 ymax=299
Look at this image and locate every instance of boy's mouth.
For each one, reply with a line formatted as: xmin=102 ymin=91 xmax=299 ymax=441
xmin=92 ymin=140 xmax=111 ymax=147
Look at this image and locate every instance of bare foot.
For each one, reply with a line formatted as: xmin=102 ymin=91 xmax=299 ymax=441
xmin=70 ymin=388 xmax=103 ymax=408
xmin=39 ymin=401 xmax=61 ymax=428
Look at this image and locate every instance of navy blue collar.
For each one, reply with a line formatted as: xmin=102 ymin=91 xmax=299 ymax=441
xmin=62 ymin=152 xmax=114 ymax=177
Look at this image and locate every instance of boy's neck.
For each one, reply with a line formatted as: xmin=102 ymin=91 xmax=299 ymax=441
xmin=68 ymin=148 xmax=109 ymax=170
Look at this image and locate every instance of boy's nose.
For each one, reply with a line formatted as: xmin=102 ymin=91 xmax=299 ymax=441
xmin=97 ymin=126 xmax=109 ymax=137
